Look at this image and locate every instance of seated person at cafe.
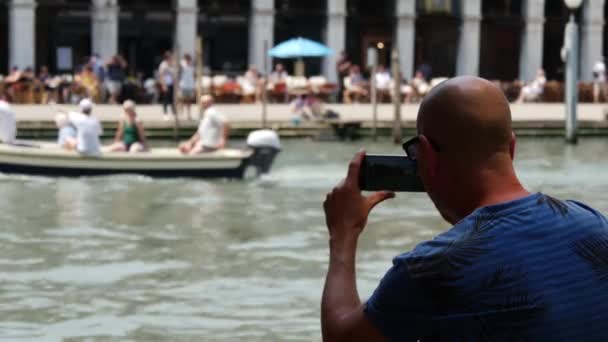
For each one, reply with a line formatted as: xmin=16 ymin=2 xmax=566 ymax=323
xmin=516 ymin=68 xmax=546 ymax=103
xmin=106 ymin=100 xmax=148 ymax=153
xmin=374 ymin=65 xmax=392 ymax=102
xmin=80 ymin=65 xmax=101 ymax=102
xmin=410 ymin=70 xmax=430 ymax=101
xmin=179 ymin=95 xmax=229 ymax=155
xmin=0 ymin=99 xmax=16 ymax=144
xmin=67 ymin=98 xmax=103 ymax=156
xmin=343 ymin=65 xmax=369 ymax=103
xmin=4 ymin=66 xmax=22 ymax=102
xmin=54 ymin=113 xmax=77 ymax=150
xmin=269 ymin=63 xmax=289 ymax=85
xmin=241 ymin=65 xmax=262 ymax=103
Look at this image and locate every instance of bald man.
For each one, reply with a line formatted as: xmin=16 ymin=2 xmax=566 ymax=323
xmin=322 ymin=76 xmax=608 ymax=341
xmin=179 ymin=95 xmax=230 ymax=154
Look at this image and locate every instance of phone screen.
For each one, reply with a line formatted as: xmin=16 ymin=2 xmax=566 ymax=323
xmin=359 ymin=154 xmax=425 ymax=192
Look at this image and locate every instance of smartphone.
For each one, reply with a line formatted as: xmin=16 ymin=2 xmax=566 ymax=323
xmin=359 ymin=154 xmax=425 ymax=192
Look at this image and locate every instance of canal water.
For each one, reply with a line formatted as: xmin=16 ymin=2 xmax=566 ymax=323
xmin=0 ymin=138 xmax=607 ymax=341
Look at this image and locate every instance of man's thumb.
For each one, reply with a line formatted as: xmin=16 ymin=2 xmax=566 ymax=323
xmin=366 ymin=191 xmax=396 ymax=211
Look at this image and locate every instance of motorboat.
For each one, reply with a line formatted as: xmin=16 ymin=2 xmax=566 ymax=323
xmin=0 ymin=129 xmax=281 ymax=179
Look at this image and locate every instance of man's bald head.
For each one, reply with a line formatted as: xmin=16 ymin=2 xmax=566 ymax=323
xmin=417 ymin=76 xmax=513 ymax=166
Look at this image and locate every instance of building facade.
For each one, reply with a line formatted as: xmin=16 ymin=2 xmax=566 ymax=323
xmin=0 ymin=0 xmax=606 ymax=82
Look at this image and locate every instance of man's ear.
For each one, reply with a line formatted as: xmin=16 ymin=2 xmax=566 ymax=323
xmin=509 ymin=131 xmax=516 ymax=160
xmin=419 ymin=134 xmax=439 ymax=176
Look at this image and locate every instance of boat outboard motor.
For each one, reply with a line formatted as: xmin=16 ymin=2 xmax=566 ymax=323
xmin=246 ymin=129 xmax=281 ymax=174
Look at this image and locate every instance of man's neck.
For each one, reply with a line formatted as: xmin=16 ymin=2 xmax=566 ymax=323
xmin=450 ymin=168 xmax=530 ymax=224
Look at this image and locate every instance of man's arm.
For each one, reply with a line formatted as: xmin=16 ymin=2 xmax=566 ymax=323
xmin=179 ymin=132 xmax=200 ymax=153
xmin=189 ymin=132 xmax=200 ymax=146
xmin=322 ymin=151 xmax=394 ymax=342
xmin=136 ymin=121 xmax=149 ymax=149
xmin=114 ymin=120 xmax=123 ymax=142
xmin=220 ymin=124 xmax=230 ymax=148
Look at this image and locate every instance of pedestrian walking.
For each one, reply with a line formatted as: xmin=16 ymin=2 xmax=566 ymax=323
xmin=158 ymin=51 xmax=177 ymax=120
xmin=179 ymin=54 xmax=196 ymax=120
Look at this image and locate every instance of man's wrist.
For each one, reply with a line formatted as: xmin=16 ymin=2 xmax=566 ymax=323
xmin=329 ymin=231 xmax=359 ymax=252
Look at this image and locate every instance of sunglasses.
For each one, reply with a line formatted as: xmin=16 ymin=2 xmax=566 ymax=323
xmin=402 ymin=136 xmax=441 ymax=161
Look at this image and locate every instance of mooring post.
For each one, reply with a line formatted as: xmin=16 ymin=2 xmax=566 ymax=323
xmin=262 ymin=40 xmax=269 ymax=129
xmin=371 ymin=64 xmax=378 ymax=141
xmin=391 ymin=48 xmax=402 ymax=144
xmin=562 ymin=14 xmax=579 ymax=144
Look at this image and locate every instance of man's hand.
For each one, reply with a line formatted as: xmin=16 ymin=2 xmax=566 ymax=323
xmin=324 ymin=150 xmax=395 ymax=242
xmin=322 ymin=150 xmax=394 ymax=342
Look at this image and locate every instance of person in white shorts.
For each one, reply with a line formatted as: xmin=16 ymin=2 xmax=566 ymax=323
xmin=179 ymin=95 xmax=230 ymax=155
xmin=0 ymin=99 xmax=16 ymax=144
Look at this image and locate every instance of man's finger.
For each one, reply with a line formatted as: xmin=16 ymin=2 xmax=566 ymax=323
xmin=346 ymin=150 xmax=365 ymax=185
xmin=366 ymin=191 xmax=396 ymax=211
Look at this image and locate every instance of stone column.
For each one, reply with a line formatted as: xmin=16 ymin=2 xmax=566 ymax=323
xmin=249 ymin=0 xmax=274 ymax=71
xmin=9 ymin=0 xmax=36 ymax=70
xmin=91 ymin=0 xmax=119 ymax=62
xmin=395 ymin=0 xmax=416 ymax=80
xmin=175 ymin=0 xmax=198 ymax=59
xmin=581 ymin=0 xmax=605 ymax=82
xmin=456 ymin=0 xmax=481 ymax=76
xmin=519 ymin=0 xmax=545 ymax=82
xmin=323 ymin=0 xmax=346 ymax=83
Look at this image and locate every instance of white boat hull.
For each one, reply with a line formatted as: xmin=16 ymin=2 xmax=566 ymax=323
xmin=0 ymin=142 xmax=279 ymax=179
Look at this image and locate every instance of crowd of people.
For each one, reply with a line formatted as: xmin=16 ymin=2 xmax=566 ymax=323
xmin=0 ymin=94 xmax=230 ymax=157
xmin=3 ymin=51 xmax=608 ymax=116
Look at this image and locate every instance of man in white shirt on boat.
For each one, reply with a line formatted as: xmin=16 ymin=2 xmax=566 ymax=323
xmin=179 ymin=95 xmax=230 ymax=155
xmin=67 ymin=98 xmax=103 ymax=156
xmin=0 ymin=99 xmax=16 ymax=144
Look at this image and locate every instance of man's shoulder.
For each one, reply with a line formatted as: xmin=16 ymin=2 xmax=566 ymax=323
xmin=396 ymin=193 xmax=608 ymax=269
xmin=394 ymin=194 xmax=542 ymax=270
xmin=393 ymin=220 xmax=472 ymax=269
xmin=207 ymin=107 xmax=226 ymax=122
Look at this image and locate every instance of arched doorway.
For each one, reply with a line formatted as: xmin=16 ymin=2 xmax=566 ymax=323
xmin=118 ymin=0 xmax=174 ymax=79
xmin=36 ymin=0 xmax=91 ymax=74
xmin=346 ymin=0 xmax=395 ymax=72
xmin=0 ymin=0 xmax=8 ymax=74
xmin=198 ymin=0 xmax=250 ymax=74
xmin=274 ymin=0 xmax=326 ymax=76
xmin=479 ymin=0 xmax=523 ymax=81
xmin=602 ymin=2 xmax=608 ymax=62
xmin=415 ymin=0 xmax=460 ymax=79
xmin=543 ymin=1 xmax=582 ymax=81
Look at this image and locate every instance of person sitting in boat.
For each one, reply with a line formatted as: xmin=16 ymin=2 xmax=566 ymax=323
xmin=67 ymin=98 xmax=103 ymax=156
xmin=179 ymin=95 xmax=230 ymax=155
xmin=54 ymin=113 xmax=77 ymax=150
xmin=106 ymin=100 xmax=148 ymax=153
xmin=0 ymin=98 xmax=16 ymax=145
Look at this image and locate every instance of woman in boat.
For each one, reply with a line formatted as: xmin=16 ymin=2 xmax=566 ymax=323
xmin=107 ymin=100 xmax=148 ymax=153
xmin=54 ymin=112 xmax=77 ymax=150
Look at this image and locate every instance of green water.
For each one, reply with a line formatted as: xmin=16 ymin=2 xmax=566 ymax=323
xmin=0 ymin=138 xmax=607 ymax=341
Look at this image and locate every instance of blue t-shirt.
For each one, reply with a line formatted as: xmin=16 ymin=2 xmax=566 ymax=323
xmin=57 ymin=125 xmax=76 ymax=146
xmin=365 ymin=193 xmax=608 ymax=341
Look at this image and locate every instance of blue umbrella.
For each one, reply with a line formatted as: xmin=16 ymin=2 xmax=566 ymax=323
xmin=268 ymin=37 xmax=332 ymax=58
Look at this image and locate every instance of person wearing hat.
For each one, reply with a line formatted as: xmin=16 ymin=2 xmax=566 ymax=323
xmin=106 ymin=99 xmax=148 ymax=153
xmin=66 ymin=98 xmax=103 ymax=156
xmin=0 ymin=99 xmax=16 ymax=144
xmin=179 ymin=95 xmax=229 ymax=155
